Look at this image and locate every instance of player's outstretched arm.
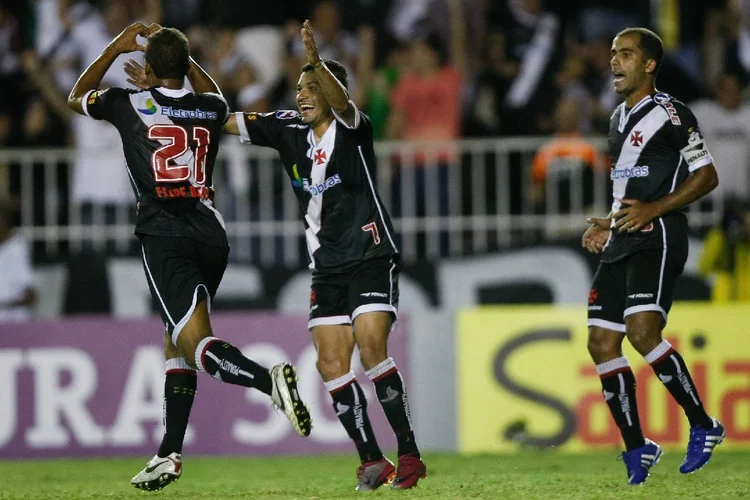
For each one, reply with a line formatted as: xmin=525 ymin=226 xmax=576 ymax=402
xmin=614 ymin=164 xmax=719 ymax=233
xmin=300 ymin=20 xmax=356 ymax=126
xmin=67 ymin=22 xmax=155 ymax=115
xmin=223 ymin=116 xmax=240 ymax=135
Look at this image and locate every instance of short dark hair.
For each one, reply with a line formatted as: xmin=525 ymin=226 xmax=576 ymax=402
xmin=301 ymin=59 xmax=349 ymax=89
xmin=616 ymin=27 xmax=663 ymax=77
xmin=145 ymin=28 xmax=190 ymax=80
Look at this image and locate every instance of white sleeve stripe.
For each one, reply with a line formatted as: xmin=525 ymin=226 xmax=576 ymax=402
xmin=236 ymin=112 xmax=251 ymax=143
xmin=688 ymin=156 xmax=713 ymax=172
xmin=332 ymin=100 xmax=361 ymax=129
xmin=81 ymin=90 xmax=95 ymax=117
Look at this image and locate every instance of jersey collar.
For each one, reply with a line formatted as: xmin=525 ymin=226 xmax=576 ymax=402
xmin=154 ymin=87 xmax=191 ymax=98
xmin=617 ymin=94 xmax=653 ymax=133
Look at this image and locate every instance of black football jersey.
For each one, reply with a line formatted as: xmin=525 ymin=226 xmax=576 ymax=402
xmin=235 ymin=106 xmax=398 ymax=273
xmin=83 ymin=86 xmax=229 ymax=247
xmin=601 ymin=92 xmax=714 ymax=263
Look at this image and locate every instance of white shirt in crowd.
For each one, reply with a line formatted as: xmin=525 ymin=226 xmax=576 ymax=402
xmin=691 ymin=99 xmax=750 ymax=200
xmin=0 ymin=234 xmax=35 ymax=323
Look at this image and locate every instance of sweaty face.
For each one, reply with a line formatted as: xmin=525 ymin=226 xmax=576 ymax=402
xmin=296 ymin=71 xmax=332 ymax=126
xmin=610 ymin=34 xmax=653 ymax=96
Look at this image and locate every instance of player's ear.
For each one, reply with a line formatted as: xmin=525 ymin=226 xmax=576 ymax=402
xmin=644 ymin=58 xmax=657 ymax=75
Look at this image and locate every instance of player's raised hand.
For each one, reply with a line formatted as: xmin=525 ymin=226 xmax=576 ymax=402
xmin=109 ymin=22 xmax=150 ymax=54
xmin=124 ymin=58 xmax=149 ymax=89
xmin=301 ymin=20 xmax=321 ymax=66
xmin=613 ymin=198 xmax=662 ymax=233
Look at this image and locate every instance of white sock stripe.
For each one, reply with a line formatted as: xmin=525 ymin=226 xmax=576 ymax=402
xmin=644 ymin=340 xmax=673 ymax=364
xmin=165 ymin=358 xmax=194 ymax=371
xmin=324 ymin=371 xmax=356 ymax=393
xmin=194 ymin=336 xmax=218 ymax=372
xmin=365 ymin=357 xmax=397 ymax=381
xmin=352 ymin=383 xmax=368 ymax=442
xmin=596 ymin=356 xmax=631 ymax=376
xmin=397 ymin=370 xmax=414 ymax=430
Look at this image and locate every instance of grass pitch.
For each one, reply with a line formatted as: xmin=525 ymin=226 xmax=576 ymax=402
xmin=1 ymin=451 xmax=749 ymax=499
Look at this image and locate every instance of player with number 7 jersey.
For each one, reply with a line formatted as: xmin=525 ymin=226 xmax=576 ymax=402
xmin=222 ymin=21 xmax=424 ymax=491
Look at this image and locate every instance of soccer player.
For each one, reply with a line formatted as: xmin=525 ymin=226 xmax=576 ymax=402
xmin=67 ymin=23 xmax=312 ymax=491
xmin=582 ymin=27 xmax=723 ymax=485
xmin=225 ymin=21 xmax=426 ymax=490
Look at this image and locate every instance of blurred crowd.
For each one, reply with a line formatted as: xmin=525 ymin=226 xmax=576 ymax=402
xmin=4 ymin=0 xmax=750 ymax=318
xmin=1 ymin=0 xmax=749 ymax=146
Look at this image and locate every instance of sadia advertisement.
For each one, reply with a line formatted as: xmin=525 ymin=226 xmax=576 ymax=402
xmin=457 ymin=304 xmax=750 ymax=453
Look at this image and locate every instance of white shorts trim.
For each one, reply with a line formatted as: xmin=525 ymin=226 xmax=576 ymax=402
xmin=587 ymin=318 xmax=626 ymax=333
xmin=623 ymin=304 xmax=667 ymax=324
xmin=141 ymin=244 xmax=175 ymax=326
xmin=165 ymin=357 xmax=195 ymax=371
xmin=351 ymin=303 xmax=398 ymax=323
xmin=308 ymin=315 xmax=351 ymax=330
xmin=172 ymin=284 xmax=210 ymax=345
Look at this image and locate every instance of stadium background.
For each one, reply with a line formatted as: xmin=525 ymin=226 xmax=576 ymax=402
xmin=2 ymin=0 xmax=750 ymax=497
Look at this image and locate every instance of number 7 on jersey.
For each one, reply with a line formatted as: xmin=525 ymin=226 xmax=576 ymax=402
xmin=362 ymin=222 xmax=381 ymax=244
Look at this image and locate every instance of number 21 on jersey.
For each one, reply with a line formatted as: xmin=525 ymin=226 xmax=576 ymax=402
xmin=148 ymin=124 xmax=210 ymax=185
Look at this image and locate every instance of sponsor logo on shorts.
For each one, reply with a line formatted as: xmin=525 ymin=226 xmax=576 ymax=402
xmin=628 ymin=293 xmax=654 ymax=299
xmin=587 ymin=305 xmax=602 ymax=311
xmin=361 ymin=292 xmax=388 ymax=298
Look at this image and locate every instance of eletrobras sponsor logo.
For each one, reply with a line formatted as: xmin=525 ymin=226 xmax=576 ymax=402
xmin=610 ymin=165 xmax=649 ymax=180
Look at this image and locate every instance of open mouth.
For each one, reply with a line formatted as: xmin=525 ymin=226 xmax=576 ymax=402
xmin=612 ymin=71 xmax=625 ymax=84
xmin=299 ymin=103 xmax=315 ymax=117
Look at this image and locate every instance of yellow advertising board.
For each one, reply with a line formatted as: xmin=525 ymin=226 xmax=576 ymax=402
xmin=457 ymin=304 xmax=750 ymax=453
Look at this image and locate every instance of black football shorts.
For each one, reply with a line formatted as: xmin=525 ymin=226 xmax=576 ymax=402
xmin=587 ymin=246 xmax=686 ymax=332
xmin=308 ymin=256 xmax=400 ymax=330
xmin=139 ymin=235 xmax=229 ymax=344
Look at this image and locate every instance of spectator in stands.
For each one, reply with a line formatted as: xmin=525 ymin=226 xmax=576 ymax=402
xmin=497 ymin=0 xmax=564 ymax=135
xmin=530 ymin=97 xmax=602 ymax=218
xmin=291 ymin=1 xmax=358 ymax=87
xmin=691 ymin=73 xmax=750 ymax=201
xmin=582 ymin=36 xmax=620 ymax=135
xmin=54 ymin=0 xmax=156 ymax=252
xmin=386 ymin=0 xmax=468 ymax=255
xmin=362 ymin=38 xmax=409 ymax=139
xmin=577 ymin=0 xmax=648 ymax=43
xmin=464 ymin=29 xmax=518 ymax=137
xmin=698 ymin=197 xmax=750 ymax=302
xmin=0 ymin=198 xmax=36 ymax=322
xmin=387 ymin=0 xmax=467 ymax=143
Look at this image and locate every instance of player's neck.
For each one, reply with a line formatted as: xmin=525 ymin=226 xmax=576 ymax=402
xmin=625 ymin=84 xmax=656 ymax=108
xmin=312 ymin=117 xmax=335 ymax=142
xmin=156 ymin=78 xmax=184 ymax=90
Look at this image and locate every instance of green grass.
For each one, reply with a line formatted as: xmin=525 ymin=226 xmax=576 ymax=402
xmin=1 ymin=451 xmax=749 ymax=499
